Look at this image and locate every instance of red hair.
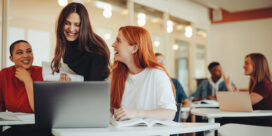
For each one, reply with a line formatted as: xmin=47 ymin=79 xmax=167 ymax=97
xmin=110 ymin=26 xmax=176 ymax=112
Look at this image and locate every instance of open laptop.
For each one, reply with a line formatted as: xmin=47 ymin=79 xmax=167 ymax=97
xmin=216 ymin=92 xmax=253 ymax=112
xmin=34 ymin=81 xmax=110 ymax=128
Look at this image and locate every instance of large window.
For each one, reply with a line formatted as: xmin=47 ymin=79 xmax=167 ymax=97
xmin=7 ymin=0 xmax=62 ymax=67
xmin=170 ymin=16 xmax=191 ymax=94
xmin=92 ymin=0 xmax=129 ymax=63
xmin=174 ymin=40 xmax=189 ymax=93
xmin=134 ymin=3 xmax=165 ymax=55
xmin=195 ymin=29 xmax=207 ymax=78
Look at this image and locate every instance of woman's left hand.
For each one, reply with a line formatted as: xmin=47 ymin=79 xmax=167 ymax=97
xmin=114 ymin=107 xmax=138 ymax=121
xmin=15 ymin=67 xmax=32 ymax=83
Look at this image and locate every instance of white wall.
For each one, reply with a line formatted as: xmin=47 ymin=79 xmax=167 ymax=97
xmin=208 ymin=18 xmax=272 ymax=89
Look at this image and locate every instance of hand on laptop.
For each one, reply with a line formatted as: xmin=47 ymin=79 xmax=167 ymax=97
xmin=59 ymin=73 xmax=71 ymax=81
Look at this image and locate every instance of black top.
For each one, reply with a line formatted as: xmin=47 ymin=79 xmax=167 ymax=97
xmin=63 ymin=40 xmax=108 ymax=81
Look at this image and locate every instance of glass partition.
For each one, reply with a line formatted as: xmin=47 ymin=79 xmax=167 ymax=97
xmin=7 ymin=0 xmax=63 ymax=66
xmin=174 ymin=40 xmax=189 ymax=93
xmin=134 ymin=3 xmax=165 ymax=55
xmin=170 ymin=16 xmax=191 ymax=94
xmin=195 ymin=29 xmax=207 ymax=78
xmin=92 ymin=0 xmax=129 ymax=63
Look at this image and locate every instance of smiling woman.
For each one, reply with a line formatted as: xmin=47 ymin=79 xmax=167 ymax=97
xmin=0 ymin=40 xmax=43 ymax=113
xmin=9 ymin=41 xmax=33 ymax=70
xmin=0 ymin=40 xmax=51 ymax=135
xmin=111 ymin=26 xmax=177 ymax=121
xmin=63 ymin=12 xmax=80 ymax=42
xmin=51 ymin=2 xmax=110 ymax=81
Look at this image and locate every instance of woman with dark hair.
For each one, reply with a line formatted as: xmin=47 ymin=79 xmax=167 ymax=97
xmin=111 ymin=26 xmax=176 ymax=121
xmin=51 ymin=2 xmax=110 ymax=81
xmin=0 ymin=40 xmax=52 ymax=136
xmin=224 ymin=53 xmax=272 ymax=126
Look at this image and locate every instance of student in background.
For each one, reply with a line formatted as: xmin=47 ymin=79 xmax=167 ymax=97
xmin=111 ymin=26 xmax=177 ymax=121
xmin=155 ymin=53 xmax=190 ymax=108
xmin=190 ymin=62 xmax=235 ymax=101
xmin=0 ymin=40 xmax=51 ymax=136
xmin=224 ymin=53 xmax=272 ymax=126
xmin=51 ymin=2 xmax=110 ymax=81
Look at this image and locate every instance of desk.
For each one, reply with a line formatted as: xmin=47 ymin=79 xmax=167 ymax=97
xmin=191 ymin=108 xmax=272 ymax=136
xmin=0 ymin=113 xmax=34 ymax=125
xmin=191 ymin=103 xmax=219 ymax=108
xmin=180 ymin=103 xmax=218 ymax=122
xmin=52 ymin=123 xmax=220 ymax=136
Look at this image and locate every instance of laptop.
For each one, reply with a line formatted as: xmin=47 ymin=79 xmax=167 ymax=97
xmin=34 ymin=81 xmax=110 ymax=128
xmin=216 ymin=92 xmax=253 ymax=112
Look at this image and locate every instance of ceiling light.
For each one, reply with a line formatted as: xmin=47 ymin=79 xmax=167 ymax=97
xmin=58 ymin=0 xmax=68 ymax=7
xmin=167 ymin=20 xmax=173 ymax=33
xmin=137 ymin=13 xmax=146 ymax=26
xmin=185 ymin=26 xmax=193 ymax=38
xmin=173 ymin=44 xmax=179 ymax=50
xmin=185 ymin=31 xmax=192 ymax=38
xmin=104 ymin=33 xmax=111 ymax=40
xmin=154 ymin=41 xmax=160 ymax=47
xmin=103 ymin=10 xmax=112 ymax=18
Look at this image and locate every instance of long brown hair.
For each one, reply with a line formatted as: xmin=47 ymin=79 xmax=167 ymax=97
xmin=51 ymin=2 xmax=110 ymax=74
xmin=110 ymin=26 xmax=176 ymax=112
xmin=246 ymin=53 xmax=271 ymax=92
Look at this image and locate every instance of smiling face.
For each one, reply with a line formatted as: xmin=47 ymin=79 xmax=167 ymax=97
xmin=63 ymin=12 xmax=80 ymax=42
xmin=9 ymin=42 xmax=33 ymax=70
xmin=243 ymin=56 xmax=254 ymax=75
xmin=210 ymin=65 xmax=222 ymax=79
xmin=112 ymin=31 xmax=136 ymax=64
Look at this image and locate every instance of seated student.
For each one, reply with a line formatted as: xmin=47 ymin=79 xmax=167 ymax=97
xmin=111 ymin=26 xmax=177 ymax=121
xmin=0 ymin=40 xmax=51 ymax=136
xmin=155 ymin=53 xmax=190 ymax=107
xmin=190 ymin=62 xmax=235 ymax=101
xmin=224 ymin=53 xmax=272 ymax=126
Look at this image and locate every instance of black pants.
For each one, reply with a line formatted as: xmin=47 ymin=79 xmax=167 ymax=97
xmin=2 ymin=125 xmax=53 ymax=136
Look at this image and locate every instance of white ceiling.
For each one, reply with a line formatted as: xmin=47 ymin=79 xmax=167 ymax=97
xmin=191 ymin=0 xmax=272 ymax=12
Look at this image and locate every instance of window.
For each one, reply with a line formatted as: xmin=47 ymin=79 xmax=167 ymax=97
xmin=195 ymin=29 xmax=207 ymax=78
xmin=6 ymin=0 xmax=63 ymax=66
xmin=134 ymin=3 xmax=165 ymax=55
xmin=174 ymin=40 xmax=189 ymax=93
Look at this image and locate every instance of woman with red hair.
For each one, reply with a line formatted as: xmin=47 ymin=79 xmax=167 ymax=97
xmin=111 ymin=26 xmax=176 ymax=121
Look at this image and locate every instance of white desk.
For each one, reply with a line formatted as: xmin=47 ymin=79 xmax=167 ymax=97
xmin=191 ymin=102 xmax=219 ymax=108
xmin=52 ymin=123 xmax=220 ymax=136
xmin=191 ymin=108 xmax=272 ymax=136
xmin=0 ymin=113 xmax=34 ymax=125
xmin=180 ymin=103 xmax=218 ymax=122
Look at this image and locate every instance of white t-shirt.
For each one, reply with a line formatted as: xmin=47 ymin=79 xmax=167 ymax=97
xmin=121 ymin=68 xmax=177 ymax=111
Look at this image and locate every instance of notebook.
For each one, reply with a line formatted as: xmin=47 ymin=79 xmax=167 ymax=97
xmin=216 ymin=92 xmax=253 ymax=112
xmin=110 ymin=118 xmax=182 ymax=127
xmin=34 ymin=81 xmax=110 ymax=128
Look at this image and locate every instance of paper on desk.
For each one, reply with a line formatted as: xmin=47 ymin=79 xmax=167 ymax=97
xmin=0 ymin=112 xmax=34 ymax=121
xmin=42 ymin=61 xmax=84 ymax=81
